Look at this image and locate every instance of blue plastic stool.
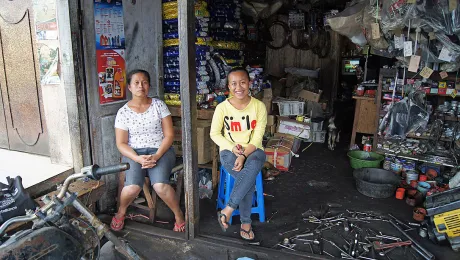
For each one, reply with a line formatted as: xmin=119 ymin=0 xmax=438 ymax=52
xmin=216 ymin=166 xmax=265 ymax=224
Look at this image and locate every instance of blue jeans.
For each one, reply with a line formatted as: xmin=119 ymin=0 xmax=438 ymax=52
xmin=220 ymin=149 xmax=266 ymax=224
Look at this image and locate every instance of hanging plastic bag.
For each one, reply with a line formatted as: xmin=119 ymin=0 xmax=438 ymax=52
xmin=327 ymin=1 xmax=368 ymax=46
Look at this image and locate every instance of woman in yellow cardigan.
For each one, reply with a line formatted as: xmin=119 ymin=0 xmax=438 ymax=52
xmin=210 ymin=67 xmax=267 ymax=241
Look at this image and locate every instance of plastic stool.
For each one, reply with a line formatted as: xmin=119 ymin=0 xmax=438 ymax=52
xmin=216 ymin=166 xmax=265 ymax=224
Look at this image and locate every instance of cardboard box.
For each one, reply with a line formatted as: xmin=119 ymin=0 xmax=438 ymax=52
xmin=173 ymin=120 xmax=212 ymax=164
xmin=298 ymin=89 xmax=323 ymax=103
xmin=277 ymin=116 xmax=311 ymax=140
xmin=263 ymin=88 xmax=273 ymax=115
xmin=264 ymin=133 xmax=301 ymax=171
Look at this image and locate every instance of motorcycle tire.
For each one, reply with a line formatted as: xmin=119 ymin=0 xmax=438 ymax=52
xmin=265 ymin=20 xmax=289 ymax=50
xmin=288 ymin=29 xmax=308 ymax=50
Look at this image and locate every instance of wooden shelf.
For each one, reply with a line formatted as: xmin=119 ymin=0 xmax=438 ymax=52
xmin=168 ymin=105 xmax=214 ymax=120
xmin=406 ymin=134 xmax=452 ymax=142
xmin=352 ymin=96 xmax=375 ymax=100
xmin=375 ymin=148 xmax=457 ymax=167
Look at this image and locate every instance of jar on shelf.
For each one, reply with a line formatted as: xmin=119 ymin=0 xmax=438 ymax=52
xmin=383 ymin=157 xmax=392 ymax=170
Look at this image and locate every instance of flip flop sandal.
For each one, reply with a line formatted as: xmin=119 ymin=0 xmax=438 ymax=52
xmin=110 ymin=215 xmax=125 ymax=231
xmin=217 ymin=211 xmax=229 ymax=232
xmin=173 ymin=222 xmax=186 ymax=232
xmin=240 ymin=227 xmax=255 ymax=241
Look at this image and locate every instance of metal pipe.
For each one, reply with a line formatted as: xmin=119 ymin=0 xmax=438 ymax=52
xmin=389 ymin=220 xmax=434 ymax=260
xmin=0 ymin=214 xmax=37 ymax=236
xmin=57 ymin=173 xmax=86 ymax=199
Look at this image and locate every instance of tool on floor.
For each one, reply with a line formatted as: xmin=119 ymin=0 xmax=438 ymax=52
xmin=389 ymin=214 xmax=413 ymax=231
xmin=267 ymin=210 xmax=278 ymax=223
xmin=379 ymin=246 xmax=397 ymax=257
xmin=408 ymin=222 xmax=421 ymax=227
xmin=294 ymin=232 xmax=314 ymax=238
xmin=373 ymin=240 xmax=412 ymax=250
xmin=344 ymin=219 xmax=350 ymax=232
xmin=263 ymin=193 xmax=274 ymax=197
xmin=389 ymin=219 xmax=435 ymax=260
xmin=323 ymin=251 xmax=334 ymax=257
xmin=247 ymin=241 xmax=261 ymax=246
xmin=323 ymin=238 xmax=354 ymax=259
xmin=295 ymin=238 xmax=320 ymax=245
xmin=279 ymin=227 xmax=299 ymax=236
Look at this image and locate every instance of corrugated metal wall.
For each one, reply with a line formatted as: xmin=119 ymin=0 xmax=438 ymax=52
xmin=266 ymin=29 xmax=343 ymax=102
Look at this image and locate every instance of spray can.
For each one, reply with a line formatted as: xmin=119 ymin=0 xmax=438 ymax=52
xmin=363 ymin=137 xmax=372 ymax=152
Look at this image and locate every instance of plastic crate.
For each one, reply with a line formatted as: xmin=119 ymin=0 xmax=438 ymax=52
xmin=312 ymin=130 xmax=326 ymax=143
xmin=276 ymin=101 xmax=305 ymax=116
xmin=311 ymin=121 xmax=324 ymax=131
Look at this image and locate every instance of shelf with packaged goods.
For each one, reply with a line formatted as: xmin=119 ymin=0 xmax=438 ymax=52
xmin=374 ymin=148 xmax=457 ymax=167
xmin=406 ymin=134 xmax=452 ymax=142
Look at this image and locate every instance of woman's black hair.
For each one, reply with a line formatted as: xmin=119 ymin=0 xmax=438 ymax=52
xmin=127 ymin=69 xmax=151 ymax=85
xmin=227 ymin=67 xmax=250 ymax=84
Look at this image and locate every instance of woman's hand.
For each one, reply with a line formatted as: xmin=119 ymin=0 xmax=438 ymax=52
xmin=232 ymin=145 xmax=244 ymax=157
xmin=136 ymin=155 xmax=157 ymax=169
xmin=232 ymin=155 xmax=245 ymax=172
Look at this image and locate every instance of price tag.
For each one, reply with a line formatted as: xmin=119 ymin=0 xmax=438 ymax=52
xmin=439 ymin=47 xmax=453 ymax=62
xmin=450 ymin=0 xmax=458 ymax=12
xmin=408 ymin=55 xmax=421 ymax=72
xmin=451 ymin=89 xmax=458 ymax=98
xmin=440 ymin=71 xmax=449 ymax=79
xmin=371 ymin=23 xmax=380 ymax=39
xmin=394 ymin=34 xmax=404 ymax=49
xmin=420 ymin=67 xmax=434 ymax=78
xmin=404 ymin=41 xmax=413 ymax=57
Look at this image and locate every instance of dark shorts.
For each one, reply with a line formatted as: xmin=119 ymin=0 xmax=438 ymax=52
xmin=122 ymin=147 xmax=176 ymax=188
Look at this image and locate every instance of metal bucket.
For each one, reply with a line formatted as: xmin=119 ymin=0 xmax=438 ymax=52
xmin=353 ymin=168 xmax=401 ymax=199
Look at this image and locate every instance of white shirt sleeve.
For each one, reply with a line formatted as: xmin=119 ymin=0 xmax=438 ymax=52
xmin=114 ymin=108 xmax=129 ymax=131
xmin=156 ymin=99 xmax=171 ymax=119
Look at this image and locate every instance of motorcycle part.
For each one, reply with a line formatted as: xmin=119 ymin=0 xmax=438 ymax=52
xmin=389 ymin=220 xmax=435 ymax=260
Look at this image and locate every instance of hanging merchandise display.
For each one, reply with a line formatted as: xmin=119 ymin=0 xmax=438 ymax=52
xmin=162 ymin=0 xmax=212 ymax=106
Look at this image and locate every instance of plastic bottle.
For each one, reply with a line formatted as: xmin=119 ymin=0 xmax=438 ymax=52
xmin=363 ymin=137 xmax=372 ymax=152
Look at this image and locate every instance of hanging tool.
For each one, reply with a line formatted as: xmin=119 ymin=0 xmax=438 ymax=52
xmin=279 ymin=227 xmax=299 ymax=236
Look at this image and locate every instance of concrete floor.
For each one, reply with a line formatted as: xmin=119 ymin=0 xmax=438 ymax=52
xmin=123 ymin=141 xmax=460 ymax=259
xmin=197 ymin=142 xmax=460 ymax=260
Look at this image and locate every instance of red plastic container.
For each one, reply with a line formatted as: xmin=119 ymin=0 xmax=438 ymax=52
xmin=395 ymin=188 xmax=405 ymax=200
xmin=419 ymin=175 xmax=427 ymax=182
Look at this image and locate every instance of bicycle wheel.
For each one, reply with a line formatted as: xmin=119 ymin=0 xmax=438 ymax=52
xmin=265 ymin=20 xmax=289 ymax=50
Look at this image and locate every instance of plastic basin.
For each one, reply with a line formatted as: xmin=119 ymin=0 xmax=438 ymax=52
xmin=347 ymin=151 xmax=384 ymax=169
xmin=353 ymin=168 xmax=401 ymax=199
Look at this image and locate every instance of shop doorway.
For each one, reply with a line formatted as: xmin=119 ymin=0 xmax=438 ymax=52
xmin=0 ymin=0 xmax=49 ymax=156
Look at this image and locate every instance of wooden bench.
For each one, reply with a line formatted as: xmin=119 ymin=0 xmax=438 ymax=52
xmin=117 ymin=164 xmax=184 ymax=223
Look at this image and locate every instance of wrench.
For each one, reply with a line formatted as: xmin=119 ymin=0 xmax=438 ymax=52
xmin=279 ymin=227 xmax=299 ymax=236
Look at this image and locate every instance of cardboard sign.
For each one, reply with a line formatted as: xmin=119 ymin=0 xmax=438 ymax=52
xmin=408 ymin=55 xmax=421 ymax=72
xmin=404 ymin=41 xmax=413 ymax=57
xmin=420 ymin=67 xmax=434 ymax=78
xmin=394 ymin=34 xmax=404 ymax=49
xmin=439 ymin=47 xmax=453 ymax=62
xmin=450 ymin=0 xmax=458 ymax=12
xmin=371 ymin=23 xmax=380 ymax=39
xmin=440 ymin=71 xmax=449 ymax=79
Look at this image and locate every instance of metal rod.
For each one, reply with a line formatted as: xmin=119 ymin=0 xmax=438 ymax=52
xmin=389 ymin=220 xmax=434 ymax=260
xmin=0 ymin=214 xmax=37 ymax=236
